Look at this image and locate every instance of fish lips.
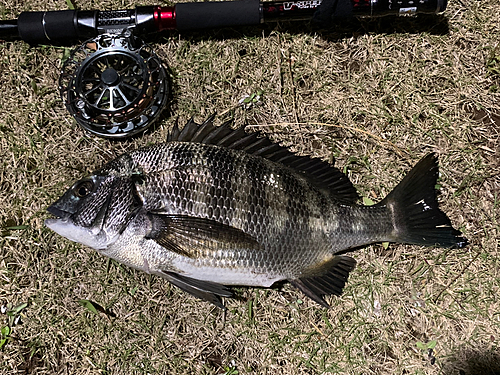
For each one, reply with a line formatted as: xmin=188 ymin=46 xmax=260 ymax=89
xmin=45 ymin=204 xmax=72 ymax=230
xmin=46 ymin=204 xmax=70 ymax=220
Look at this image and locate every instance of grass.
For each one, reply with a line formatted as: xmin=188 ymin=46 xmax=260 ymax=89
xmin=1 ymin=0 xmax=499 ymax=374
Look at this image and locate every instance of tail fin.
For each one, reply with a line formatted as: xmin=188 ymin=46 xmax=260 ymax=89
xmin=378 ymin=153 xmax=467 ymax=248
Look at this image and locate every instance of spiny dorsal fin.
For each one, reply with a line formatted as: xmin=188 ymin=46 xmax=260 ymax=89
xmin=168 ymin=116 xmax=359 ymax=204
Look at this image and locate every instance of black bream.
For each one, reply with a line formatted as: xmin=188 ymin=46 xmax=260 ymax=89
xmin=45 ymin=116 xmax=467 ymax=308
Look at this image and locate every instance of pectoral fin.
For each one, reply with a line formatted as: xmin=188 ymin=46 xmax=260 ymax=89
xmin=160 ymin=271 xmax=233 ymax=309
xmin=289 ymin=255 xmax=356 ymax=308
xmin=146 ymin=213 xmax=261 ymax=258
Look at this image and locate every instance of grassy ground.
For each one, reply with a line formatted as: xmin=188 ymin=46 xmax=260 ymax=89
xmin=1 ymin=0 xmax=499 ymax=374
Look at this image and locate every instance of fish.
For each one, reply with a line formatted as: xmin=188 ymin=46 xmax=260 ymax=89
xmin=45 ymin=115 xmax=468 ymax=308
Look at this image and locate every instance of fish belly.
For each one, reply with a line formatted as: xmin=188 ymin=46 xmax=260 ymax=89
xmin=169 ymin=257 xmax=284 ymax=287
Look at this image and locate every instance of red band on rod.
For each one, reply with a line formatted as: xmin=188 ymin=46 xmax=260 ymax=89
xmin=153 ymin=6 xmax=176 ymax=31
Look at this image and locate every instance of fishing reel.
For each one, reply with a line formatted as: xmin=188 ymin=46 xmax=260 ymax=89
xmin=59 ymin=32 xmax=169 ymax=138
xmin=2 ymin=5 xmax=181 ymax=139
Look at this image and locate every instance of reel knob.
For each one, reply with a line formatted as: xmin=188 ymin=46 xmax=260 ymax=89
xmin=59 ymin=34 xmax=170 ymax=138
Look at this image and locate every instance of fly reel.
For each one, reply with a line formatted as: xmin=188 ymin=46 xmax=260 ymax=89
xmin=59 ymin=33 xmax=170 ymax=138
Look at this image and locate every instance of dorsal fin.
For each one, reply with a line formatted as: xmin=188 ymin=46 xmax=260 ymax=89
xmin=168 ymin=116 xmax=359 ymax=204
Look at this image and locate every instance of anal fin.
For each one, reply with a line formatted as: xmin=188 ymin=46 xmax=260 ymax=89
xmin=160 ymin=271 xmax=233 ymax=309
xmin=289 ymin=255 xmax=356 ymax=308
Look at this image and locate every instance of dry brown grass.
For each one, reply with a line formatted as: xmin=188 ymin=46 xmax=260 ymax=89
xmin=1 ymin=0 xmax=499 ymax=374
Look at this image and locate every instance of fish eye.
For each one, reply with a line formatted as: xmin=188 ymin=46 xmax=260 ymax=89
xmin=73 ymin=180 xmax=94 ymax=198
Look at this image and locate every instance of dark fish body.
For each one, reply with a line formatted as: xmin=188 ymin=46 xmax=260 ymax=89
xmin=45 ymin=117 xmax=467 ymax=307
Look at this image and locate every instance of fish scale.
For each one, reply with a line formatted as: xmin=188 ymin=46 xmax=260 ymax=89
xmin=45 ymin=116 xmax=467 ymax=308
xmin=133 ymin=140 xmax=341 ymax=279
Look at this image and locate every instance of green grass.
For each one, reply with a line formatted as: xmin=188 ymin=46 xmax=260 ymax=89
xmin=1 ymin=0 xmax=500 ymax=374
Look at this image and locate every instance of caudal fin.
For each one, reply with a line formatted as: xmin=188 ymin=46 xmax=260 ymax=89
xmin=378 ymin=153 xmax=467 ymax=248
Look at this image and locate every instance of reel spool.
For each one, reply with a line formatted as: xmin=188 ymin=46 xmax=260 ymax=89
xmin=59 ymin=33 xmax=170 ymax=138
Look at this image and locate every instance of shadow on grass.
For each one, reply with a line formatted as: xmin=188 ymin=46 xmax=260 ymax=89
xmin=441 ymin=347 xmax=500 ymax=375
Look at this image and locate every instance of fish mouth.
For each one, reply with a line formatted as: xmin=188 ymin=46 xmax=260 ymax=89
xmin=47 ymin=205 xmax=70 ymax=220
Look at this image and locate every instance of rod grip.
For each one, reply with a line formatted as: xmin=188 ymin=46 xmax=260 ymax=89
xmin=175 ymin=0 xmax=260 ymax=31
xmin=17 ymin=10 xmax=80 ymax=44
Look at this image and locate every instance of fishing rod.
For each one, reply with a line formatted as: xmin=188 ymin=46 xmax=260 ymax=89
xmin=0 ymin=0 xmax=448 ymax=44
xmin=0 ymin=0 xmax=447 ymax=138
